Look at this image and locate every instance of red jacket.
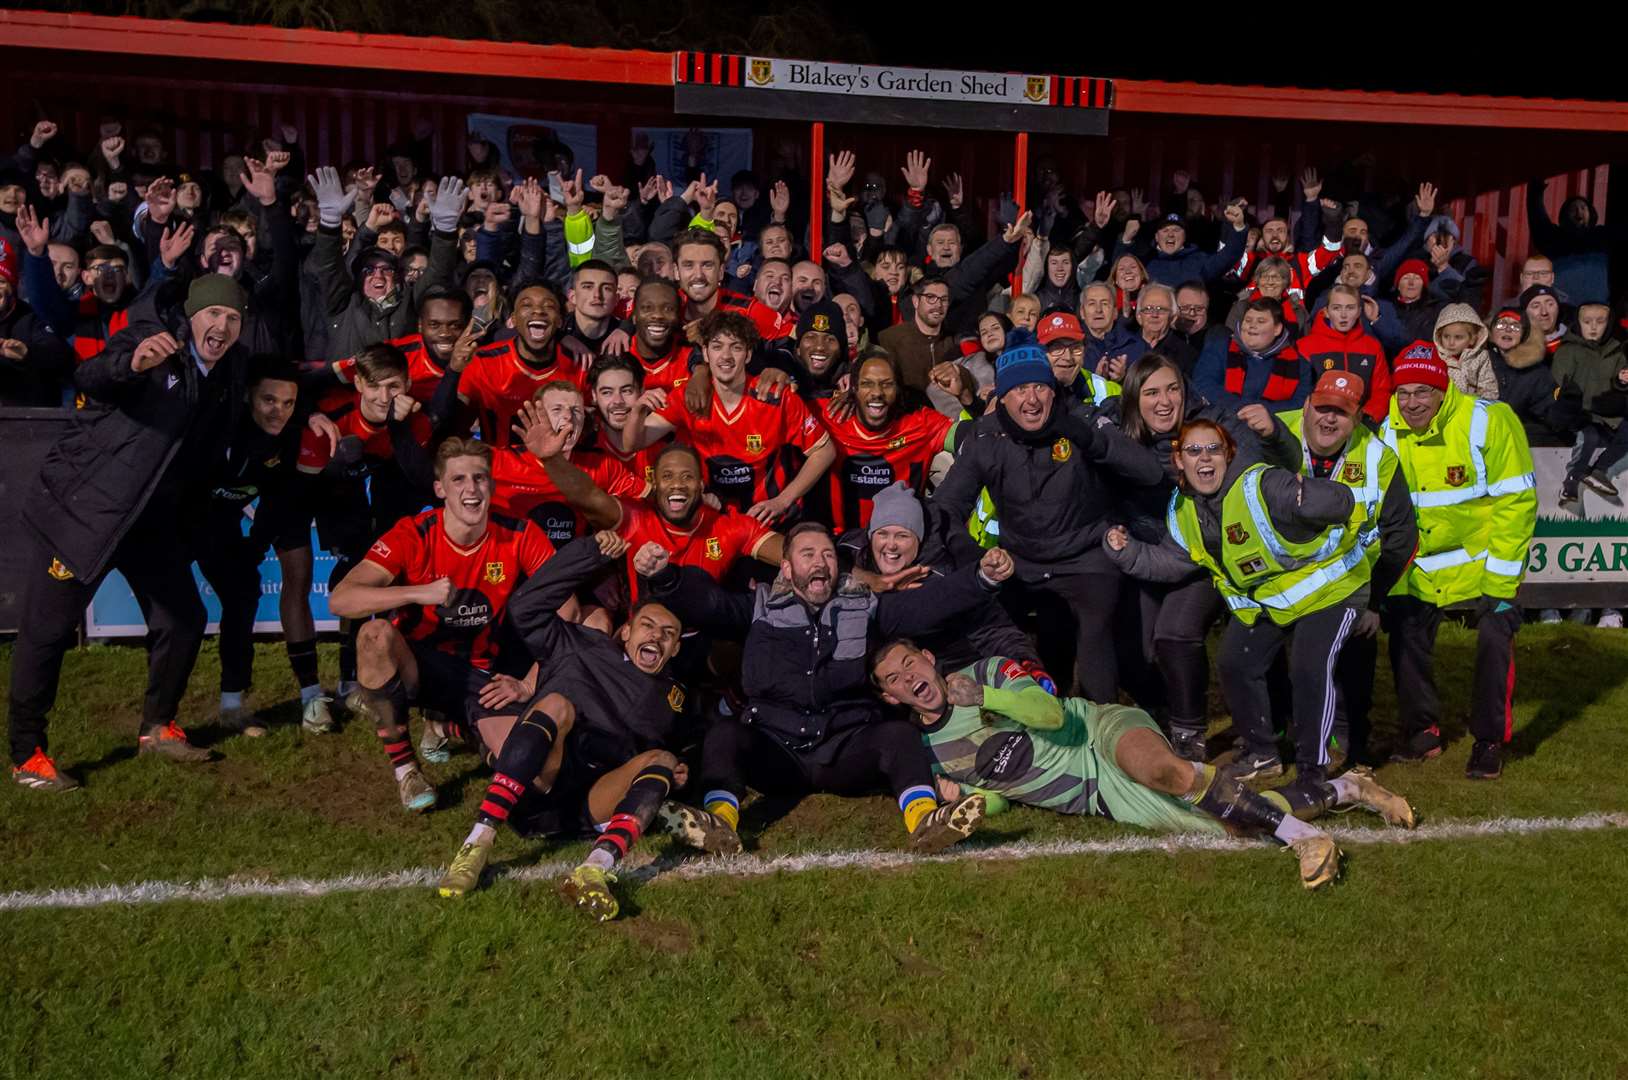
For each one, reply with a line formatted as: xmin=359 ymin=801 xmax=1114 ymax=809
xmin=1295 ymin=310 xmax=1392 ymax=423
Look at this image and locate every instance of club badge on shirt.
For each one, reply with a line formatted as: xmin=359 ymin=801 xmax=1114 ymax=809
xmin=1341 ymin=462 xmax=1365 ymax=485
xmin=1226 ymin=523 xmax=1250 ymax=545
xmin=1445 ymin=465 xmax=1468 ymax=487
xmin=484 ymin=561 xmax=506 ymax=584
xmin=705 ymin=537 xmax=723 ymax=561
xmin=746 ymin=434 xmax=763 ymax=453
xmin=1051 ymin=438 xmax=1071 ymax=462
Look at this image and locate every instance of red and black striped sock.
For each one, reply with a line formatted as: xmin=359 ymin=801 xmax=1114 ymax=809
xmin=591 ymin=762 xmax=675 ymax=866
xmin=477 ymin=772 xmax=527 ymax=828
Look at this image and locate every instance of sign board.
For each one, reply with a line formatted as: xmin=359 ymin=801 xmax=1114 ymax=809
xmin=85 ymin=527 xmax=342 ymax=639
xmin=631 ymin=126 xmax=754 ymax=196
xmin=674 ymin=52 xmax=1111 ymax=136
xmin=1521 ymin=446 xmax=1628 ymax=605
xmin=465 ymin=112 xmax=598 ymax=181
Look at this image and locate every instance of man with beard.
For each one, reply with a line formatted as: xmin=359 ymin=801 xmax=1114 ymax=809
xmin=330 ymin=438 xmax=556 ymax=813
xmin=451 ymin=281 xmax=586 ymax=449
xmin=672 ymin=228 xmax=751 ymax=323
xmin=490 ymin=384 xmax=646 ymax=545
xmin=0 ymin=238 xmax=73 ymax=406
xmin=624 ymin=311 xmax=835 ymax=523
xmin=307 ymin=166 xmax=463 ymax=357
xmin=1521 ymin=284 xmax=1568 ymax=355
xmin=325 ymin=288 xmax=478 ymax=410
xmin=838 ymin=482 xmax=1036 ymax=673
xmin=877 ymin=275 xmax=960 ymax=391
xmin=638 ymin=523 xmax=1011 ymax=851
xmin=745 ymin=257 xmax=795 ymax=341
xmin=10 ymin=276 xmax=251 ymax=790
xmin=774 ymin=297 xmax=850 ymax=402
xmin=563 ymin=259 xmax=619 ymax=355
xmin=434 ymin=532 xmax=737 ymax=918
xmin=1194 ymin=298 xmax=1312 ymax=411
xmin=1226 ymin=209 xmax=1334 ymax=303
xmin=192 ymin=358 xmax=309 ymax=738
xmin=818 ymin=350 xmax=954 ymax=531
xmin=1272 ymin=371 xmax=1416 ymax=764
xmin=622 ymin=277 xmax=692 ymax=393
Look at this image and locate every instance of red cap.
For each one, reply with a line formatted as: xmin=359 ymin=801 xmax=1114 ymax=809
xmin=1393 ymin=258 xmax=1431 ymax=288
xmin=0 ymin=237 xmax=16 ymax=288
xmin=1036 ymin=311 xmax=1083 ymax=346
xmin=1307 ymin=369 xmax=1366 ymax=415
xmin=1391 ymin=340 xmax=1449 ymax=392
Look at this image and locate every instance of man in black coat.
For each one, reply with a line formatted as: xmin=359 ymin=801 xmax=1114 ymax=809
xmin=638 ymin=521 xmax=1013 ymax=854
xmin=8 ymin=274 xmax=252 ymax=790
xmin=0 ymin=248 xmax=73 ymax=407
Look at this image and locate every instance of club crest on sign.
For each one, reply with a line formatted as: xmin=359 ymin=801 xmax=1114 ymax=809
xmin=1445 ymin=465 xmax=1468 ymax=487
xmin=1341 ymin=462 xmax=1365 ymax=484
xmin=705 ymin=537 xmax=723 ymax=561
xmin=1226 ymin=523 xmax=1250 ymax=545
xmin=1025 ymin=77 xmax=1048 ymax=102
xmin=484 ymin=561 xmax=506 ymax=584
xmin=1051 ymin=438 xmax=1072 ymax=462
xmin=749 ymin=58 xmax=773 ymax=86
xmin=746 ymin=434 xmax=763 ymax=453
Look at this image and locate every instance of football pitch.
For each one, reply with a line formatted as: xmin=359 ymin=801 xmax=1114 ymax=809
xmin=3 ymin=624 xmax=1627 ymax=1079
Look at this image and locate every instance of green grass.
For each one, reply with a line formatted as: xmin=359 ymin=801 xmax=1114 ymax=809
xmin=2 ymin=624 xmax=1627 ymax=1078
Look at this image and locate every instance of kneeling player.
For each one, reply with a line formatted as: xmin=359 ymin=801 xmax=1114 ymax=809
xmin=871 ymin=644 xmax=1418 ymax=890
xmin=329 ymin=438 xmax=554 ymax=811
xmin=436 ymin=533 xmax=738 ymax=919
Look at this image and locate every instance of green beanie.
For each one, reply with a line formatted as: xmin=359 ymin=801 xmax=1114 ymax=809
xmin=184 ymin=273 xmax=247 ymax=318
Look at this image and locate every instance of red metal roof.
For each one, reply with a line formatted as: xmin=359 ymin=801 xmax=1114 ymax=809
xmin=6 ymin=9 xmax=1628 ymax=132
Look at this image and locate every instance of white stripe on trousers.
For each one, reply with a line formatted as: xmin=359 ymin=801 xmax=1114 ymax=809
xmin=1317 ymin=606 xmax=1358 ymax=766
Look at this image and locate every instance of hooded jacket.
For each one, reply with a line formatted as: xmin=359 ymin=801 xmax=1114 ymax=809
xmin=1431 ymin=304 xmax=1500 ymax=400
xmin=1489 ymin=319 xmax=1576 ymax=448
xmin=1295 ymin=309 xmax=1390 ymax=423
xmin=1551 ymin=330 xmax=1628 ymax=428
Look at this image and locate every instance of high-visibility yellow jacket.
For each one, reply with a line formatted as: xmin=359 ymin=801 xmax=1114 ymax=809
xmin=1381 ymin=384 xmax=1536 ymax=606
xmin=1279 ymin=410 xmax=1399 ymax=569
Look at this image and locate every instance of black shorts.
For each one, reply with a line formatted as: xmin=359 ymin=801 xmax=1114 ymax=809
xmin=505 ymin=726 xmax=633 ymax=839
xmin=407 ymin=641 xmax=497 ymax=730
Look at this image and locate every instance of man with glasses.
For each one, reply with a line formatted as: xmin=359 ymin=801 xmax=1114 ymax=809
xmin=877 ymin=274 xmax=960 ymax=391
xmin=1037 ymin=310 xmax=1120 ymax=406
xmin=1134 ymin=283 xmax=1196 ymax=374
xmin=1382 ymin=343 xmax=1536 ymax=779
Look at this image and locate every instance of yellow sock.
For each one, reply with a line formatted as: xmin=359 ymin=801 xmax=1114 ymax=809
xmin=704 ymin=795 xmax=740 ymax=832
xmin=899 ymin=785 xmax=937 ymax=834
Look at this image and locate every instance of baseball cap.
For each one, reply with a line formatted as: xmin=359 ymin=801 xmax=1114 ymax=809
xmin=1035 ymin=311 xmax=1083 ymax=346
xmin=1155 ymin=212 xmax=1185 ymax=233
xmin=1307 ymin=369 xmax=1365 ymax=415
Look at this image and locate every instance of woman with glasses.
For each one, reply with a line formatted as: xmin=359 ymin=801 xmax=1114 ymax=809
xmin=1102 ymin=353 xmax=1300 ymax=761
xmin=1106 ymin=415 xmax=1375 ymax=813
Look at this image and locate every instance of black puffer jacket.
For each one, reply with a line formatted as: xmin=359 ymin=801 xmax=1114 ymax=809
xmin=25 ymin=293 xmax=249 ymax=579
xmin=930 ymin=395 xmax=1166 ymax=581
xmin=643 ymin=560 xmax=999 ymax=759
xmin=0 ymin=296 xmax=74 ymax=407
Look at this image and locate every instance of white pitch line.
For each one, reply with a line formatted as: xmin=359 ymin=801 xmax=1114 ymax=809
xmin=2 ymin=812 xmax=1624 ymax=913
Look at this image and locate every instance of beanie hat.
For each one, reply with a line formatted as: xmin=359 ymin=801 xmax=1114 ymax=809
xmin=868 ymin=481 xmax=924 ymax=540
xmin=1393 ymin=258 xmax=1431 ymax=288
xmin=1518 ymin=283 xmax=1560 ymax=309
xmin=994 ymin=328 xmax=1053 ymax=397
xmin=1391 ymin=340 xmax=1448 ymax=392
xmin=184 ymin=272 xmax=247 ymax=318
xmin=357 ymin=246 xmax=398 ymax=275
xmin=795 ymin=297 xmax=849 ymax=367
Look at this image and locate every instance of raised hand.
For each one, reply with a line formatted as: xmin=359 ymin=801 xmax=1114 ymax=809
xmin=602 ymin=185 xmax=630 ymax=221
xmin=516 ymin=176 xmax=545 ymax=224
xmin=944 ymin=172 xmax=964 ymax=210
xmin=588 ymin=173 xmax=613 ymax=194
xmin=515 ymin=400 xmax=571 ymax=460
xmin=1415 ymin=182 xmax=1438 ymax=218
xmin=978 ymin=547 xmax=1014 ymax=584
xmin=428 ymin=175 xmax=469 ymax=232
xmin=827 ymin=150 xmax=856 ymax=191
xmin=482 ymin=201 xmax=512 ymax=230
xmin=769 ymin=179 xmax=791 ymax=220
xmin=1427 ymin=232 xmax=1455 ymax=270
xmin=14 ymin=205 xmax=49 ymax=256
xmin=638 ymin=175 xmax=661 ymax=204
xmin=145 ymin=176 xmax=178 ymax=224
xmin=558 ymin=168 xmax=586 ymax=217
xmin=131 ymin=332 xmax=180 ymax=373
xmin=159 ymin=221 xmax=195 ymax=269
xmin=1301 ymin=167 xmax=1323 ymax=202
xmin=100 ymin=134 xmax=125 ymax=167
xmin=306 ymin=167 xmax=354 ymax=228
xmin=29 ymin=120 xmax=57 ymax=149
xmin=1092 ymin=191 xmax=1116 ymax=229
xmin=632 ymin=542 xmax=670 ymax=578
xmin=1236 ymin=403 xmax=1275 ymax=437
xmin=695 ymin=172 xmax=719 ymax=218
xmin=901 ymin=150 xmax=931 ymax=192
xmin=240 ymin=158 xmax=278 ymax=205
xmin=1002 ymin=210 xmax=1034 ymax=245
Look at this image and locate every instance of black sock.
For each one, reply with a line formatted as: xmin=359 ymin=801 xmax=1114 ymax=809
xmin=476 ymin=712 xmax=560 ymax=828
xmin=338 ymin=630 xmax=358 ymax=686
xmin=363 ymin=675 xmax=411 ymax=767
xmin=592 ymin=763 xmax=675 ymax=865
xmin=285 ymin=638 xmax=320 ymax=690
xmin=1190 ymin=765 xmax=1288 ymax=841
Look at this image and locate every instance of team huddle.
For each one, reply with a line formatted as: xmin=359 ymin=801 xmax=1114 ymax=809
xmin=7 ymin=145 xmax=1543 ymax=920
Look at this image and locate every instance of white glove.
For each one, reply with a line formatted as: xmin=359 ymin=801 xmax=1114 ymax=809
xmin=428 ymin=176 xmax=468 ymax=234
xmin=306 ymin=166 xmax=355 ymax=230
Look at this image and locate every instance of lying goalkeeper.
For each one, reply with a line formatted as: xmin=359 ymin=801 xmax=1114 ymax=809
xmin=869 ymin=642 xmax=1417 ymax=889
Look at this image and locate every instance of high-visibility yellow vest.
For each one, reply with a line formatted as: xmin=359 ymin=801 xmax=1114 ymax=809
xmin=1380 ymin=385 xmax=1536 ymax=606
xmin=1167 ymin=463 xmax=1371 ymax=626
xmin=1278 ymin=410 xmax=1398 ymax=566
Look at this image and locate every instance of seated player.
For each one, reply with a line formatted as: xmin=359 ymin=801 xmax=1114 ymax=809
xmin=491 ymin=382 xmax=647 ymax=545
xmin=329 ymin=438 xmax=555 ymax=812
xmin=871 ymin=643 xmax=1418 ymax=890
xmin=639 ymin=525 xmax=1010 ymax=854
xmin=623 ymin=310 xmax=835 ymax=523
xmin=436 ymin=533 xmax=739 ymax=919
xmin=819 ymin=349 xmax=957 ymax=531
xmin=449 ymin=281 xmax=587 ymax=447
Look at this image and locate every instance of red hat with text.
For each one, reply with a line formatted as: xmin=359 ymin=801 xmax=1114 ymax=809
xmin=1391 ymin=340 xmax=1449 ymax=391
xmin=1036 ymin=311 xmax=1083 ymax=346
xmin=1307 ymin=369 xmax=1367 ymax=415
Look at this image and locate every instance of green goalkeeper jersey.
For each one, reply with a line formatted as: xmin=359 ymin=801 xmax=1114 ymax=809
xmin=921 ymin=657 xmax=1101 ymax=814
